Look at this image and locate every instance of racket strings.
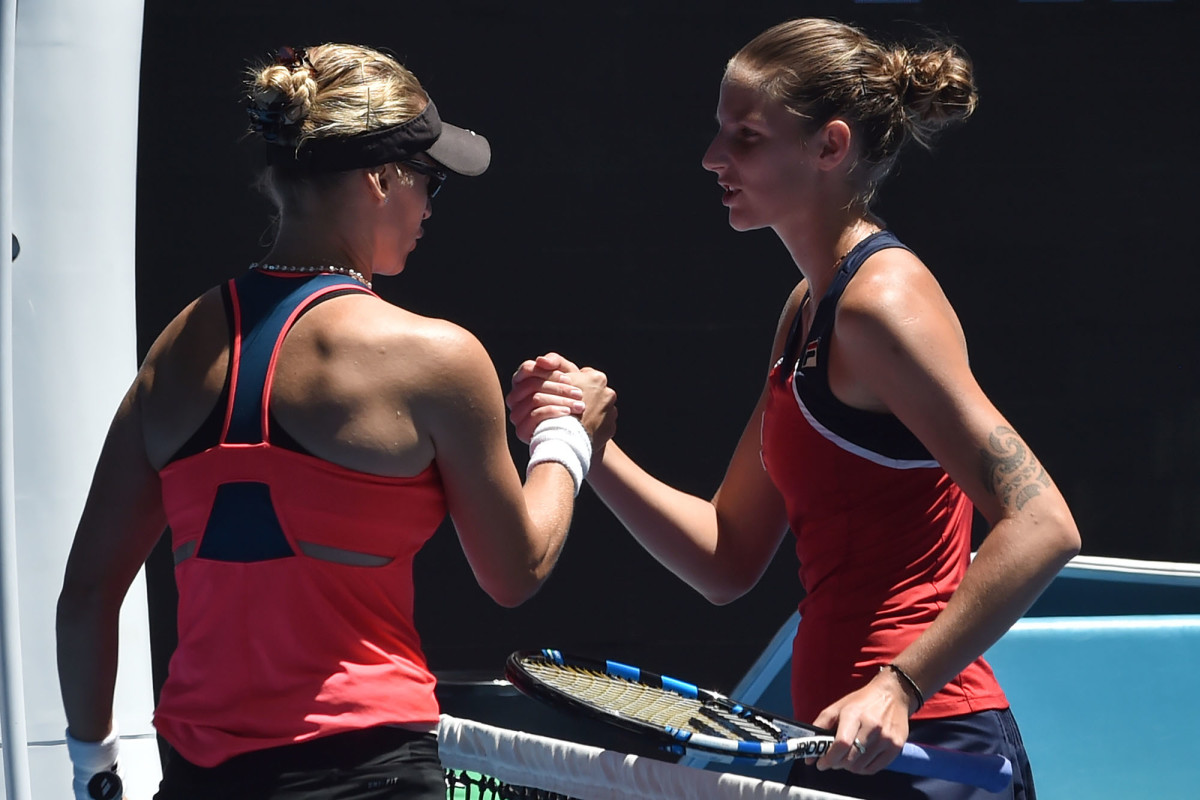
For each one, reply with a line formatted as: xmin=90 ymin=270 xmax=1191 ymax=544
xmin=521 ymin=661 xmax=782 ymax=744
xmin=697 ymin=704 xmax=786 ymax=744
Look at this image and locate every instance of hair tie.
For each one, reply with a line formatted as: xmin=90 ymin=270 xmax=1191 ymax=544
xmin=246 ymin=98 xmax=287 ymax=143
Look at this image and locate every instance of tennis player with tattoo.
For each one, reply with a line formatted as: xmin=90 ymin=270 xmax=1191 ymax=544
xmin=508 ymin=18 xmax=1079 ymax=800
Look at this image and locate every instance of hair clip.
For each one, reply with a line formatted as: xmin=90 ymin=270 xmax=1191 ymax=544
xmin=275 ymin=45 xmax=316 ymax=76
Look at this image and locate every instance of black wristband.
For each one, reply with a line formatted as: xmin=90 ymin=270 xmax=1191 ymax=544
xmin=882 ymin=663 xmax=925 ymax=713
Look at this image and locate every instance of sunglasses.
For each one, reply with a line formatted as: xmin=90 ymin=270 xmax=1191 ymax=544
xmin=399 ymin=159 xmax=447 ymax=199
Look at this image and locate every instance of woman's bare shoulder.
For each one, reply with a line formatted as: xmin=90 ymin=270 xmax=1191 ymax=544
xmin=291 ymin=295 xmax=498 ymax=403
xmin=839 ymin=246 xmax=952 ymax=319
xmin=307 ymin=295 xmax=487 ymax=364
xmin=137 ymin=285 xmax=230 ymax=394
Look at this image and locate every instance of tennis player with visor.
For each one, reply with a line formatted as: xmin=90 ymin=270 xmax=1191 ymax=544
xmin=57 ymin=42 xmax=615 ymax=800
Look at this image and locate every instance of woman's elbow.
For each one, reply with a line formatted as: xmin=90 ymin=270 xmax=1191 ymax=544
xmin=478 ymin=571 xmax=545 ymax=609
xmin=58 ymin=573 xmax=113 ymax=620
xmin=488 ymin=587 xmax=536 ymax=609
xmin=56 ymin=582 xmax=113 ymax=635
xmin=1056 ymin=517 xmax=1082 ymax=563
xmin=1045 ymin=500 xmax=1082 ymax=561
xmin=696 ymin=568 xmax=759 ymax=606
xmin=701 ymin=586 xmax=745 ymax=606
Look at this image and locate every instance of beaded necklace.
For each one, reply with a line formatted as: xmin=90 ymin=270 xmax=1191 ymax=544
xmin=249 ymin=262 xmax=372 ymax=290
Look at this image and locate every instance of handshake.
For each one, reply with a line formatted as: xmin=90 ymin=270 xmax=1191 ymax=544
xmin=507 ymin=352 xmax=618 ymax=486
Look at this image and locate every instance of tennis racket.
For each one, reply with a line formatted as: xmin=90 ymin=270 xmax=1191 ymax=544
xmin=506 ymin=649 xmax=1013 ymax=793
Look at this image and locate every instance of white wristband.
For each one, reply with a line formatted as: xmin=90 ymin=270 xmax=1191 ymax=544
xmin=526 ymin=416 xmax=592 ymax=496
xmin=66 ymin=726 xmax=123 ymax=800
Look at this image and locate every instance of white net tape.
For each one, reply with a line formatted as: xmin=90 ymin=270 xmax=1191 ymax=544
xmin=438 ymin=715 xmax=863 ymax=800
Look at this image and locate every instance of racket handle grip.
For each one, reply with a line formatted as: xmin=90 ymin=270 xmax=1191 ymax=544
xmin=893 ymin=742 xmax=1013 ymax=793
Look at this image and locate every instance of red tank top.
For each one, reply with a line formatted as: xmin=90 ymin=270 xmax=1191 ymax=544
xmin=760 ymin=232 xmax=1007 ymax=724
xmin=153 ymin=272 xmax=448 ymax=766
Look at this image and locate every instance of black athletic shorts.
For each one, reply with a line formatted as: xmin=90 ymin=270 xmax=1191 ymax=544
xmin=154 ymin=726 xmax=444 ymax=800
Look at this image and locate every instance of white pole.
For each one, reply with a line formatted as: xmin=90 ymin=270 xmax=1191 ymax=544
xmin=3 ymin=1 xmax=156 ymax=796
xmin=0 ymin=0 xmax=35 ymax=793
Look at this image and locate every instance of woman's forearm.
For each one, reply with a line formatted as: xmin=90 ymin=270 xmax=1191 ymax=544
xmin=56 ymin=593 xmax=121 ymax=742
xmin=892 ymin=506 xmax=1081 ymax=701
xmin=586 ymin=441 xmax=751 ymax=603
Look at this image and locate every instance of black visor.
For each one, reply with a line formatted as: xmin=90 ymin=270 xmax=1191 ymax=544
xmin=265 ymin=99 xmax=490 ymax=176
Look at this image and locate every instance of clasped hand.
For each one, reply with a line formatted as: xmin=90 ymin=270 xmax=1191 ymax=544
xmin=507 ymin=352 xmax=617 ymax=450
xmin=509 ymin=354 xmax=915 ymax=777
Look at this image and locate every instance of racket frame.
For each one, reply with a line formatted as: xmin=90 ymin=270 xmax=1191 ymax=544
xmin=506 ymin=649 xmax=831 ymax=761
xmin=504 ymin=648 xmax=1015 ymax=791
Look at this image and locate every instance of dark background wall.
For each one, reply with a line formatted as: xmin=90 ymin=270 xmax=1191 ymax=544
xmin=136 ymin=1 xmax=1199 ymax=694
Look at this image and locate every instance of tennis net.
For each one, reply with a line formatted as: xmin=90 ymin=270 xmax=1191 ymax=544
xmin=439 ymin=714 xmax=863 ymax=800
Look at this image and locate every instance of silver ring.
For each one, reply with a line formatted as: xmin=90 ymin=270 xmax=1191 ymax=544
xmin=852 ymin=738 xmax=866 ymax=755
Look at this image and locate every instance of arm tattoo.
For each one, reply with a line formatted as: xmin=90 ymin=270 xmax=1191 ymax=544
xmin=978 ymin=426 xmax=1051 ymax=511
